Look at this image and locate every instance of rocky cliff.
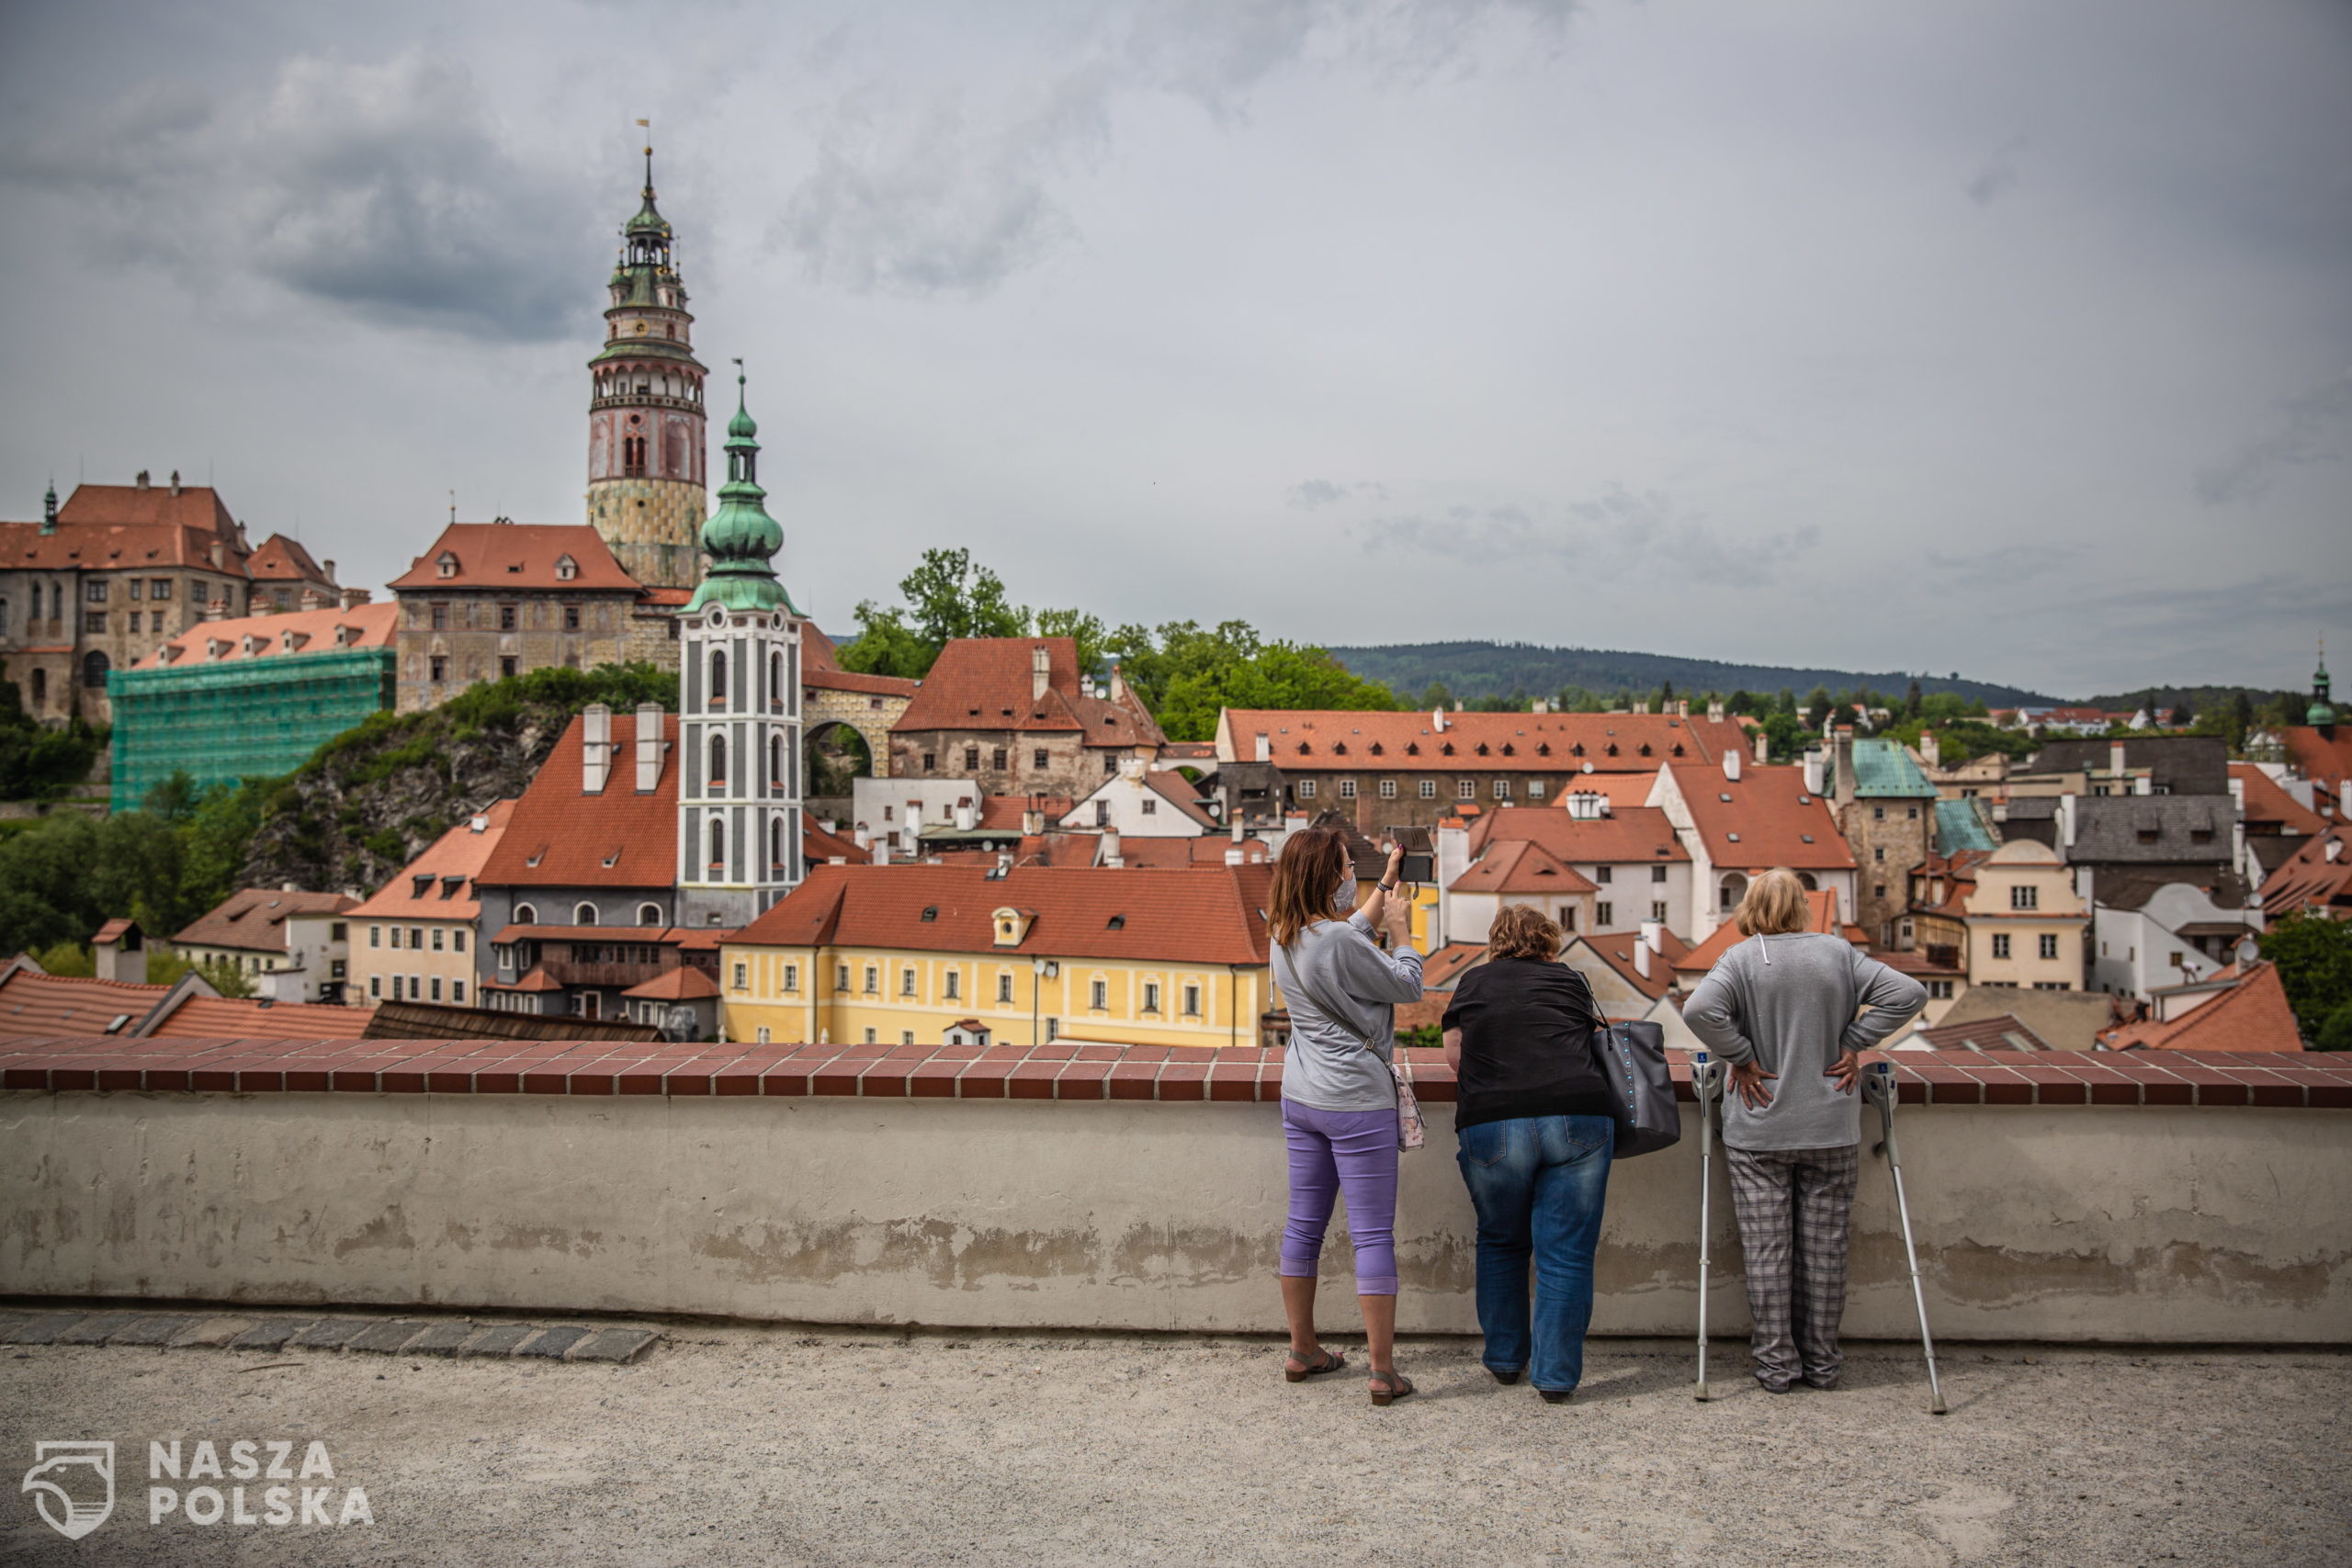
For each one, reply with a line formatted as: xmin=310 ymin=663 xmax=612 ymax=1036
xmin=238 ymin=664 xmax=679 ymax=896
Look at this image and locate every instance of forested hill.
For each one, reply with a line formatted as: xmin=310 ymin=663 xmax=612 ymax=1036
xmin=1327 ymin=642 xmax=2057 ymax=706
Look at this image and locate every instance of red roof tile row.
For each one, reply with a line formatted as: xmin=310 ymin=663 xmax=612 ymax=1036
xmin=895 ymin=637 xmax=1164 ymax=749
xmin=1222 ymin=710 xmax=1750 ymax=773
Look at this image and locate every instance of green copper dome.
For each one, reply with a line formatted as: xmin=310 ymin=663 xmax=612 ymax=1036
xmin=686 ymin=368 xmax=801 ymax=615
xmin=2309 ymin=645 xmax=2335 ymax=726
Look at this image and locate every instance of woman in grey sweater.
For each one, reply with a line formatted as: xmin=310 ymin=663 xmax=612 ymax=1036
xmin=1682 ymin=867 xmax=1928 ymax=1393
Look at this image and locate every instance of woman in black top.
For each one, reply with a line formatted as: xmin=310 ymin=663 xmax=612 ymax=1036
xmin=1441 ymin=905 xmax=1616 ymax=1402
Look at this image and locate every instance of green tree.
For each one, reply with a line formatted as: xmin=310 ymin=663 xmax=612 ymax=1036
xmin=2317 ymin=1002 xmax=2352 ymax=1054
xmin=833 ymin=601 xmax=934 ymax=680
xmin=1419 ymin=682 xmax=1454 ymax=713
xmin=1034 ymin=607 xmax=1110 ymax=674
xmin=33 ymin=940 xmax=93 ymax=976
xmin=1803 ymin=685 xmax=1832 ymax=728
xmin=1905 ymin=679 xmax=1924 ymax=719
xmin=197 ymin=956 xmax=257 ymax=999
xmin=0 ymin=679 xmax=106 ymax=802
xmin=142 ymin=769 xmax=203 ymax=823
xmin=2258 ymin=913 xmax=2352 ymax=1043
xmin=1761 ymin=711 xmax=1809 ymax=763
xmin=899 ymin=547 xmax=1029 ymax=648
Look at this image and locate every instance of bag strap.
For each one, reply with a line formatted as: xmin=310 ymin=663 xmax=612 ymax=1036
xmin=1283 ymin=959 xmax=1376 ymax=1053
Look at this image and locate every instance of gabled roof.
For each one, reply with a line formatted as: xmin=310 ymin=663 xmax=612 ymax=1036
xmin=1673 ymin=890 xmax=1855 ymax=974
xmin=1849 ymin=739 xmax=1937 ymax=797
xmin=1667 ymin=762 xmax=1854 ymax=871
xmin=804 ymin=819 xmax=870 ymax=866
xmin=346 ymin=800 xmax=518 ymax=920
xmin=2100 ymin=962 xmax=2303 ymax=1053
xmin=1934 ymin=797 xmax=1997 ymax=855
xmin=2 ymin=484 xmax=249 ymax=574
xmin=1420 ymin=942 xmax=1489 ymax=988
xmin=1065 ymin=771 xmax=1219 ymax=830
xmin=245 ymin=534 xmax=334 ymax=585
xmin=1446 ymin=840 xmax=1600 ymax=896
xmin=732 ymin=863 xmax=1273 ymax=965
xmin=1917 ymin=1013 xmax=2054 ymax=1053
xmin=621 ymin=966 xmax=721 ymax=1000
xmin=894 ymin=637 xmax=1165 ymax=749
xmin=387 ymin=523 xmax=641 ymax=593
xmin=2232 ymin=763 xmax=2326 ymax=837
xmin=799 ymin=623 xmax=921 ymax=697
xmin=2030 ymin=736 xmax=2229 ymax=796
xmin=131 ymin=600 xmax=397 ymax=670
xmin=2257 ymin=827 xmax=2352 ymax=919
xmin=0 ymin=960 xmax=169 ymax=1039
xmin=2280 ymin=725 xmax=2352 ymax=790
xmin=56 ymin=481 xmax=239 ymax=534
xmin=143 ymin=995 xmax=376 ymax=1039
xmin=1465 ymin=804 xmax=1687 ymax=863
xmin=1568 ymin=928 xmax=1690 ymax=1003
xmin=174 ymin=887 xmax=359 ymax=953
xmin=2067 ymin=795 xmax=2236 ymax=864
xmin=1222 ymin=710 xmax=1745 ymax=773
xmin=475 ymin=712 xmax=675 ymax=890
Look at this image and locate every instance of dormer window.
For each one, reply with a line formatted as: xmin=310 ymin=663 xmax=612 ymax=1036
xmin=555 ymin=555 xmax=578 ymax=582
xmin=241 ymin=635 xmax=263 ymax=656
xmin=435 ymin=552 xmax=458 ymax=579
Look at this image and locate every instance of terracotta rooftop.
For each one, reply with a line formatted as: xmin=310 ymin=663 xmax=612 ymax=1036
xmin=978 ymin=795 xmax=1075 ymax=830
xmin=1446 ymin=839 xmax=1600 ymax=897
xmin=0 ymin=962 xmax=168 ymax=1039
xmin=1465 ymin=803 xmax=1687 ymax=863
xmin=346 ymin=801 xmax=518 ymax=922
xmin=804 ymin=819 xmax=870 ymax=866
xmin=894 ymin=637 xmax=1165 ymax=750
xmin=476 ymin=711 xmax=676 ymax=889
xmin=622 ymin=966 xmax=721 ymax=1000
xmin=245 ymin=533 xmax=334 ymax=585
xmin=1419 ymin=942 xmax=1489 ymax=988
xmin=141 ymin=995 xmax=376 ymax=1040
xmin=2233 ymin=762 xmax=2328 ymax=837
xmin=1550 ymin=772 xmax=1668 ymax=809
xmin=1219 ymin=710 xmax=1748 ymax=773
xmin=2 ymin=481 xmax=249 ymax=575
xmin=57 ymin=481 xmax=238 ymax=535
xmin=387 ymin=523 xmax=642 ymax=593
xmin=1569 ymin=927 xmax=1690 ymax=1005
xmin=131 ymin=600 xmax=397 ymax=670
xmin=800 ymin=624 xmax=921 ymax=697
xmin=1104 ymin=836 xmax=1274 ymax=871
xmin=2100 ymin=962 xmax=2304 ymax=1054
xmin=174 ymin=887 xmax=359 ymax=953
xmin=2280 ymin=725 xmax=2352 ymax=795
xmin=1669 ymin=762 xmax=1855 ymax=872
xmin=733 ymin=863 xmax=1273 ymax=966
xmin=2259 ymin=827 xmax=2352 ymax=919
xmin=1672 ymin=889 xmax=1857 ymax=975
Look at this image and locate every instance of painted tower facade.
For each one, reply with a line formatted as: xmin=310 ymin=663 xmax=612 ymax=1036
xmin=586 ymin=148 xmax=707 ymax=591
xmin=677 ymin=371 xmax=805 ymax=928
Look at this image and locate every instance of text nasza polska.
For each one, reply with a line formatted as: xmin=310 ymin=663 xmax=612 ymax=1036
xmin=147 ymin=1439 xmax=372 ymax=1526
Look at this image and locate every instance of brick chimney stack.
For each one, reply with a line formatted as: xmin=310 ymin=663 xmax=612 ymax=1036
xmin=1031 ymin=644 xmax=1051 ymax=701
xmin=582 ymin=705 xmax=612 ymax=794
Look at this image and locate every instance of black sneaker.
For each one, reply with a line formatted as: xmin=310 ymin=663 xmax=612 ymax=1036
xmin=1488 ymin=1367 xmax=1523 ymax=1386
xmin=1538 ymin=1388 xmax=1573 ymax=1404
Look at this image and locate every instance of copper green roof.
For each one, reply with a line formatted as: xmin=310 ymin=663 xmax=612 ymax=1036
xmin=1851 ymin=737 xmax=1936 ymax=796
xmin=1935 ymin=797 xmax=1997 ymax=856
xmin=686 ymin=373 xmax=801 ymax=615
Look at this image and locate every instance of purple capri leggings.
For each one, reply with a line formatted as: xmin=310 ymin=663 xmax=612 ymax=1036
xmin=1280 ymin=1100 xmax=1400 ymax=1296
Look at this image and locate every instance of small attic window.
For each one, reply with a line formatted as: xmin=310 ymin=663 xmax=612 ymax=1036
xmin=1476 ymin=743 xmax=1490 ymax=756
xmin=555 ymin=555 xmax=578 ymax=581
xmin=1333 ymin=742 xmax=1348 ymax=755
xmin=1297 ymin=742 xmax=1311 ymax=755
xmin=1369 ymin=741 xmax=1385 ymax=756
xmin=1719 ymin=793 xmax=1733 ymax=803
xmin=921 ymin=906 xmax=938 ymax=921
xmin=1638 ymin=744 xmax=1653 ymax=757
xmin=1801 ymin=834 xmax=1815 ymax=844
xmin=1500 ymin=743 xmax=1514 ymax=756
xmin=435 ymin=552 xmax=458 ymax=579
xmin=1798 ymin=795 xmax=1812 ymax=806
xmin=1671 ymin=744 xmax=1685 ymax=757
xmin=1442 ymin=742 xmax=1455 ymax=756
xmin=1406 ymin=742 xmax=1420 ymax=756
xmin=412 ymin=874 xmax=434 ymax=896
xmin=1106 ymin=914 xmax=1125 ymax=930
xmin=1571 ymin=743 xmax=1585 ymax=757
xmin=1537 ymin=743 xmax=1551 ymax=757
xmin=1727 ymin=832 xmax=1741 ymax=843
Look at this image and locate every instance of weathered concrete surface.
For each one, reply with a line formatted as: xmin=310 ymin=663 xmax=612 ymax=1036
xmin=3 ymin=1091 xmax=2346 ymax=1341
xmin=2 ymin=1327 xmax=2346 ymax=1566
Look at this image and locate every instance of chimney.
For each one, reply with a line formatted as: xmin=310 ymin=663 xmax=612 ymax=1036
xmin=1031 ymin=644 xmax=1051 ymax=701
xmin=1110 ymin=663 xmax=1126 ymax=704
xmin=1102 ymin=829 xmax=1123 ymax=868
xmin=853 ymin=825 xmax=871 ymax=850
xmin=1022 ymin=805 xmax=1045 ymax=836
xmin=1833 ymin=730 xmax=1856 ymax=801
xmin=1708 ymin=700 xmax=1725 ymax=721
xmin=1723 ymin=749 xmax=1742 ymax=784
xmin=1633 ymin=700 xmax=1648 ymax=715
xmin=1753 ymin=728 xmax=1769 ymax=765
xmin=1803 ymin=750 xmax=1826 ymax=797
xmin=2109 ymin=740 xmax=2126 ymax=780
xmin=1225 ymin=846 xmax=1244 ymax=865
xmin=1432 ymin=708 xmax=1447 ymax=732
xmin=954 ymin=799 xmax=977 ymax=831
xmin=1254 ymin=733 xmax=1272 ymax=761
xmin=340 ymin=586 xmax=372 ymax=609
xmin=136 ymin=469 xmax=151 ymax=490
xmin=1230 ymin=815 xmax=1244 ymax=843
xmin=1919 ymin=730 xmax=1940 ymax=768
xmin=874 ymin=841 xmax=890 ymax=865
xmin=1634 ymin=934 xmax=1652 ymax=980
xmin=2059 ymin=791 xmax=2078 ymax=849
xmin=322 ymin=558 xmax=337 ymax=583
xmin=169 ymin=469 xmax=182 ymax=496
xmin=1678 ymin=699 xmax=1690 ymax=718
xmin=636 ymin=703 xmax=664 ymax=790
xmin=582 ymin=704 xmax=612 ymax=794
xmin=469 ymin=813 xmax=489 ymax=832
xmin=1642 ymin=920 xmax=1663 ymax=954
xmin=1531 ymin=698 xmax=1548 ymax=714
xmin=1453 ymin=700 xmax=1464 ymax=713
xmin=300 ymin=587 xmax=325 ymax=611
xmin=94 ymin=922 xmax=145 ymax=985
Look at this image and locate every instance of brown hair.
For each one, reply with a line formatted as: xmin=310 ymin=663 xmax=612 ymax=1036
xmin=1487 ymin=904 xmax=1564 ymax=963
xmin=1269 ymin=829 xmax=1349 ymax=948
xmin=1735 ymin=867 xmax=1811 ymax=936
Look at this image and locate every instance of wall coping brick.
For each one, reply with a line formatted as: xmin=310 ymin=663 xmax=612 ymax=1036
xmin=2 ymin=1037 xmax=2348 ymax=1108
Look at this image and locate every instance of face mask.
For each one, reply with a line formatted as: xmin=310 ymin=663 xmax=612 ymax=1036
xmin=1332 ymin=873 xmax=1359 ymax=915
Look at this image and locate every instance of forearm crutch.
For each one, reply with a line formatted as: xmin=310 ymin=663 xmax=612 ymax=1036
xmin=1690 ymin=1052 xmax=1726 ymax=1402
xmin=1863 ymin=1060 xmax=1946 ymax=1415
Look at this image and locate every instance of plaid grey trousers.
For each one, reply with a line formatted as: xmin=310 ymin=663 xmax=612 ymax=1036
xmin=1725 ymin=1144 xmax=1860 ymax=1391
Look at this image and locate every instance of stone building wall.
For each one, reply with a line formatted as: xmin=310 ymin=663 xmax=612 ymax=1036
xmin=393 ymin=591 xmax=644 ymax=713
xmin=587 ymin=475 xmax=704 ymax=592
xmin=889 ymin=728 xmax=1132 ymax=800
xmin=1841 ymin=798 xmax=1936 ymax=942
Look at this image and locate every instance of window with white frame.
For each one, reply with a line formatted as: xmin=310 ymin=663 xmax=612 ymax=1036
xmin=1493 ymin=779 xmax=1511 ymax=798
xmin=1992 ymin=934 xmax=2011 ymax=959
xmin=2011 ymin=886 xmax=2039 ymax=910
xmin=997 ymin=972 xmax=1014 ymax=1003
xmin=1419 ymin=779 xmax=1437 ymax=798
xmin=783 ymin=963 xmax=799 ymax=993
xmin=901 ymin=967 xmax=917 ymax=997
xmin=1090 ymin=978 xmax=1108 ymax=1010
xmin=1143 ymin=982 xmax=1161 ymax=1014
xmin=1339 ymin=779 xmax=1357 ymax=798
xmin=1378 ymin=779 xmax=1397 ymax=798
xmin=1298 ymin=779 xmax=1317 ymax=798
xmin=1182 ymin=983 xmax=1201 ymax=1016
xmin=1457 ymin=780 xmax=1476 ymax=798
xmin=944 ymin=970 xmax=961 ymax=999
xmin=2039 ymin=933 xmax=2059 ymax=960
xmin=733 ymin=963 xmax=749 ymax=990
xmin=864 ymin=965 xmax=878 ymax=993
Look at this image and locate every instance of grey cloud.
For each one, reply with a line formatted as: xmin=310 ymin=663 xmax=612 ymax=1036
xmin=1925 ymin=543 xmax=2086 ymax=591
xmin=1285 ymin=478 xmax=1388 ymax=508
xmin=1358 ymin=484 xmax=1818 ymax=586
xmin=1964 ymin=139 xmax=2027 ymax=205
xmin=2196 ymin=372 xmax=2352 ymax=505
xmin=5 ymin=52 xmax=593 ymax=342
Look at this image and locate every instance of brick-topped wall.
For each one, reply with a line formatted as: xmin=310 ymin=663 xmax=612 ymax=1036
xmin=5 ymin=1039 xmax=2347 ymax=1344
xmin=6 ymin=1037 xmax=2346 ymax=1106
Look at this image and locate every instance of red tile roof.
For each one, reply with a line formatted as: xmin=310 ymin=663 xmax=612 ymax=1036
xmin=92 ymin=919 xmax=139 ymax=948
xmin=977 ymin=795 xmax=1075 ymax=830
xmin=145 ymin=995 xmax=376 ymax=1039
xmin=894 ymin=637 xmax=1165 ymax=749
xmin=2259 ymin=828 xmax=2352 ymax=918
xmin=386 ymin=523 xmax=641 ymax=592
xmin=1668 ymin=762 xmax=1854 ymax=871
xmin=173 ymin=887 xmax=359 ymax=953
xmin=1108 ymin=836 xmax=1274 ymax=871
xmin=1917 ymin=1013 xmax=2054 ymax=1052
xmin=346 ymin=800 xmax=517 ymax=921
xmin=1222 ymin=711 xmax=1747 ymax=773
xmin=2232 ymin=763 xmax=2327 ymax=837
xmin=132 ymin=600 xmax=397 ymax=670
xmin=485 ymin=964 xmax=566 ymax=993
xmin=56 ymin=482 xmax=237 ymax=534
xmin=245 ymin=534 xmax=334 ymax=585
xmin=1570 ymin=928 xmax=1690 ymax=1004
xmin=2100 ymin=962 xmax=2304 ymax=1053
xmin=2280 ymin=727 xmax=2352 ymax=792
xmin=2 ymin=484 xmax=249 ymax=575
xmin=476 ymin=711 xmax=676 ymax=889
xmin=1446 ymin=839 xmax=1600 ymax=896
xmin=733 ymin=863 xmax=1273 ymax=965
xmin=0 ymin=962 xmax=167 ymax=1038
xmin=804 ymin=819 xmax=870 ymax=865
xmin=1551 ymin=772 xmax=1667 ymax=809
xmin=1673 ymin=890 xmax=1856 ymax=974
xmin=621 ymin=966 xmax=720 ymax=1000
xmin=1420 ymin=942 xmax=1489 ymax=988
xmin=1466 ymin=804 xmax=1687 ymax=863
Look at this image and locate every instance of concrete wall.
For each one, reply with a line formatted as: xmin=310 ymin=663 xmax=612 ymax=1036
xmin=5 ymin=1090 xmax=2345 ymax=1344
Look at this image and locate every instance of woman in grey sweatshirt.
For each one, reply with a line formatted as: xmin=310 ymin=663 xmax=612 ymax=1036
xmin=1682 ymin=867 xmax=1928 ymax=1393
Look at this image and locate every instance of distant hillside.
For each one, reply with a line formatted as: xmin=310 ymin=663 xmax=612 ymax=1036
xmin=1327 ymin=641 xmax=2057 ymax=707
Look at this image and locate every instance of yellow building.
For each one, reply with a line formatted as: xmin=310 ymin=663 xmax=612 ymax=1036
xmin=345 ymin=801 xmax=514 ymax=1010
xmin=721 ymin=863 xmax=1275 ymax=1048
xmin=1909 ymin=840 xmax=2087 ymax=992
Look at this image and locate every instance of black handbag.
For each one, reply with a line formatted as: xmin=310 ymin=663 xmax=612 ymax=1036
xmin=1569 ymin=973 xmax=1681 ymax=1158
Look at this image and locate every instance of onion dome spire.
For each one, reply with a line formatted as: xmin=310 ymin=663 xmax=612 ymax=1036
xmin=686 ymin=362 xmax=800 ymax=614
xmin=2310 ymin=637 xmax=2335 ymax=727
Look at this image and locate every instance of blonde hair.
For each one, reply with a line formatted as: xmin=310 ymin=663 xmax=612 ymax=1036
xmin=1735 ymin=867 xmax=1811 ymax=936
xmin=1487 ymin=904 xmax=1564 ymax=963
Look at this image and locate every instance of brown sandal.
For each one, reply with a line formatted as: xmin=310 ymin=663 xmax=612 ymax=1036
xmin=1283 ymin=1347 xmax=1347 ymax=1383
xmin=1369 ymin=1370 xmax=1415 ymax=1407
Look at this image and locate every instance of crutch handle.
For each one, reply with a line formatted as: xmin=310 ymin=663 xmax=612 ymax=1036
xmin=1863 ymin=1059 xmax=1899 ymax=1162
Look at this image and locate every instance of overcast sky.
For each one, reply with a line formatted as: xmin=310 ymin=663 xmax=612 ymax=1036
xmin=2 ymin=0 xmax=2346 ymax=697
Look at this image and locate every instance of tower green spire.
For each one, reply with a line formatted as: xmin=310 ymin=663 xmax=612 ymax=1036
xmin=2309 ymin=637 xmax=2335 ymax=727
xmin=686 ymin=362 xmax=800 ymax=615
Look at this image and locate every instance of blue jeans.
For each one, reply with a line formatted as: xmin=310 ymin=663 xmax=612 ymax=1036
xmin=1454 ymin=1114 xmax=1614 ymax=1393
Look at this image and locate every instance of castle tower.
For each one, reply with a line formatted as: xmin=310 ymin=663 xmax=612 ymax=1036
xmin=586 ymin=142 xmax=707 ymax=590
xmin=677 ymin=367 xmax=806 ymax=927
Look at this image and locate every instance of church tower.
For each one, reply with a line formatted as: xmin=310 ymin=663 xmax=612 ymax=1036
xmin=586 ymin=142 xmax=707 ymax=590
xmin=677 ymin=367 xmax=806 ymax=927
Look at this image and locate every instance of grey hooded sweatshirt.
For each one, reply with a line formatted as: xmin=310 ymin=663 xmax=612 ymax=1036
xmin=1682 ymin=931 xmax=1928 ymax=1151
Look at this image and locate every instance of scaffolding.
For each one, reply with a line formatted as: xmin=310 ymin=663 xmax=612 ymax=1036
xmin=107 ymin=647 xmax=396 ymax=812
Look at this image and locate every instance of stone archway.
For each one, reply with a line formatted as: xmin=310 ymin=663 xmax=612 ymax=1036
xmin=805 ymin=718 xmax=876 ymax=799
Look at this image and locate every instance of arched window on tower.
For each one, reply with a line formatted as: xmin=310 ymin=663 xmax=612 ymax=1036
xmin=707 ymin=817 xmax=725 ymax=874
xmin=623 ymin=435 xmax=646 ymax=477
xmin=709 ymin=732 xmax=728 ymax=786
xmin=771 ymin=816 xmax=785 ymax=871
xmin=709 ymin=649 xmax=727 ymax=706
xmin=770 ymin=734 xmax=784 ymax=790
xmin=769 ymin=652 xmax=783 ymax=707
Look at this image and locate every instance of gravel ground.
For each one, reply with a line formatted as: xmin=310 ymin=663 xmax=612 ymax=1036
xmin=4 ymin=1323 xmax=2346 ymax=1567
